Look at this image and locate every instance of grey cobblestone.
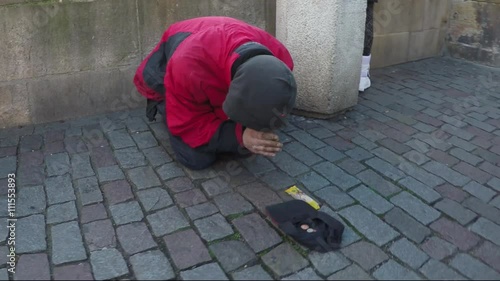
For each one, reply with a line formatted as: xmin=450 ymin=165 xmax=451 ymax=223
xmin=20 ymin=135 xmax=43 ymax=152
xmin=186 ymin=202 xmax=219 ymax=221
xmin=117 ymin=222 xmax=157 ymax=255
xmin=241 ymin=155 xmax=276 ymax=175
xmin=289 ymin=130 xmax=326 ymax=150
xmin=450 ymin=253 xmax=500 ymax=280
xmin=127 ymin=166 xmax=161 ymax=190
xmin=373 ymin=260 xmax=422 ymax=280
xmin=51 ymin=221 xmax=87 ymax=265
xmin=97 ymin=165 xmax=125 ymax=182
xmin=319 ymin=207 xmax=361 ymax=247
xmin=448 ymin=136 xmax=477 ymax=152
xmin=313 ymin=162 xmax=360 ymax=191
xmin=450 ymin=148 xmax=483 ymax=165
xmin=463 ymin=181 xmax=496 ymax=203
xmin=0 ymin=156 xmax=16 ymax=177
xmin=17 ymin=185 xmax=46 ymax=217
xmin=472 ymin=241 xmax=500 ymax=273
xmin=163 ymin=229 xmax=211 ymax=270
xmin=202 ymin=178 xmax=231 ymax=197
xmin=214 ymin=193 xmax=254 ymax=216
xmin=75 ymin=176 xmax=103 ymax=206
xmin=271 ymin=151 xmax=310 ymax=177
xmin=82 ymin=219 xmax=116 ymax=251
xmin=232 ymin=265 xmax=273 ymax=280
xmin=233 ymin=213 xmax=282 ymax=253
xmin=262 ymin=243 xmax=309 ymax=278
xmin=261 ymin=170 xmax=296 ymax=191
xmin=298 ymin=171 xmax=330 ymax=192
xmin=399 ymin=176 xmax=442 ymax=204
xmin=308 ymin=127 xmax=335 ymax=139
xmin=157 ymin=162 xmax=186 ymax=180
xmin=341 ymin=240 xmax=388 ymax=271
xmin=47 ymin=201 xmax=78 ymax=224
xmin=424 ymin=160 xmax=470 ymax=186
xmin=195 ymin=213 xmax=234 ymax=242
xmin=45 ymin=174 xmax=76 ymax=205
xmin=283 ymin=267 xmax=323 ymax=280
xmin=110 ymin=201 xmax=144 ymax=225
xmin=181 ymin=263 xmax=228 ymax=280
xmin=487 ymin=177 xmax=500 ymax=191
xmin=70 ymin=153 xmax=95 ymax=179
xmin=284 ymin=142 xmax=323 ymax=166
xmin=365 ymin=157 xmax=405 ymax=181
xmin=174 ymin=188 xmax=208 ymax=208
xmin=389 ymin=238 xmax=429 ymax=269
xmin=107 ymin=130 xmax=135 ymax=149
xmin=470 ymin=218 xmax=500 ymax=246
xmin=420 ymin=260 xmax=466 ymax=280
xmin=384 ymin=207 xmax=430 ymax=243
xmin=209 ymin=240 xmax=256 ymax=272
xmin=315 ymin=186 xmax=355 ymax=210
xmin=339 ymin=205 xmax=398 ymax=246
xmin=132 ymin=131 xmax=158 ymax=149
xmin=137 ymin=187 xmax=173 ymax=212
xmin=143 ymin=146 xmax=172 ymax=167
xmin=130 ymin=250 xmax=175 ymax=280
xmin=45 ymin=152 xmax=70 ymax=176
xmin=356 ymin=170 xmax=400 ymax=197
xmin=90 ymin=248 xmax=128 ymax=280
xmin=147 ymin=206 xmax=189 ymax=236
xmin=17 ymin=215 xmax=46 ymax=254
xmin=403 ymin=150 xmax=430 ymax=165
xmin=327 ymin=264 xmax=372 ymax=280
xmin=421 ymin=236 xmax=457 ymax=261
xmin=391 ymin=192 xmax=441 ymax=225
xmin=352 ymin=135 xmax=378 ymax=150
xmin=348 ymin=185 xmax=393 ymax=214
xmin=337 ymin=158 xmax=366 ymax=175
xmin=308 ymin=251 xmax=350 ymax=276
xmin=114 ymin=147 xmax=146 ymax=168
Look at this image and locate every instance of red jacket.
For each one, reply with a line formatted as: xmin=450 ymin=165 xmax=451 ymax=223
xmin=134 ymin=17 xmax=294 ymax=148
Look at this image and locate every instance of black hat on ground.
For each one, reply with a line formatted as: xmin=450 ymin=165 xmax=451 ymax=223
xmin=223 ymin=55 xmax=297 ymax=131
xmin=265 ymin=200 xmax=344 ymax=253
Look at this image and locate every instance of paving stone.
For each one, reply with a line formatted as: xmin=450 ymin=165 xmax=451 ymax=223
xmin=262 ymin=243 xmax=309 ymax=277
xmin=180 ymin=263 xmax=228 ymax=280
xmin=0 ymin=246 xmax=6 ymax=267
xmin=340 ymin=241 xmax=388 ymax=271
xmin=313 ymin=162 xmax=360 ymax=191
xmin=16 ymin=185 xmax=46 ymax=217
xmin=289 ymin=130 xmax=326 ymax=150
xmin=0 ymin=268 xmax=6 ymax=280
xmin=102 ymin=180 xmax=133 ymax=205
xmin=20 ymin=135 xmax=43 ymax=152
xmin=51 ymin=221 xmax=87 ymax=265
xmin=464 ymin=117 xmax=496 ymax=132
xmin=97 ymin=165 xmax=125 ymax=182
xmin=441 ymin=124 xmax=474 ymax=140
xmin=319 ymin=206 xmax=361 ymax=247
xmin=137 ymin=187 xmax=173 ymax=212
xmin=0 ymin=146 xmax=17 ymax=158
xmin=143 ymin=146 xmax=172 ymax=167
xmin=185 ymin=202 xmax=218 ymax=221
xmin=173 ymin=188 xmax=207 ymax=208
xmin=378 ymin=138 xmax=412 ymax=154
xmin=337 ymin=158 xmax=367 ymax=176
xmin=488 ymin=195 xmax=500 ymax=209
xmin=348 ymin=185 xmax=393 ymax=215
xmin=366 ymin=158 xmax=406 ymax=182
xmin=90 ymin=248 xmax=129 ymax=280
xmin=271 ymin=151 xmax=310 ymax=177
xmin=110 ymin=201 xmax=144 ymax=225
xmin=209 ymin=240 xmax=256 ymax=272
xmin=419 ymin=259 xmax=466 ymax=280
xmin=472 ymin=241 xmax=500 ymax=273
xmin=423 ymin=161 xmax=471 ymax=186
xmin=345 ymin=147 xmax=373 ymax=163
xmin=284 ymin=142 xmax=323 ymax=166
xmin=480 ymin=161 xmax=500 ymax=179
xmin=470 ymin=217 xmax=500 ymax=246
xmin=75 ymin=176 xmax=103 ymax=206
xmin=163 ymin=229 xmax=212 ymax=270
xmin=132 ymin=131 xmax=158 ymax=149
xmin=308 ymin=251 xmax=350 ymax=276
xmin=359 ymin=129 xmax=386 ymax=142
xmin=323 ymin=136 xmax=356 ymax=151
xmin=241 ymin=155 xmax=276 ymax=175
xmin=53 ymin=262 xmax=94 ymax=280
xmin=463 ymin=197 xmax=500 ymax=224
xmin=463 ymin=181 xmax=496 ymax=203
xmin=117 ymin=222 xmax=157 ymax=255
xmin=82 ymin=219 xmax=116 ymax=251
xmin=64 ymin=136 xmax=88 ymax=154
xmin=45 ymin=152 xmax=70 ymax=177
xmin=449 ymin=136 xmax=477 ymax=151
xmin=430 ymin=218 xmax=480 ymax=251
xmin=127 ymin=166 xmax=161 ymax=190
xmin=47 ymin=201 xmax=78 ymax=224
xmin=399 ymin=177 xmax=442 ymax=204
xmin=450 ymin=147 xmax=483 ymax=166
xmin=89 ymin=146 xmax=116 ymax=168
xmin=232 ymin=265 xmax=273 ymax=280
xmin=184 ymin=166 xmax=217 ymax=181
xmin=315 ymin=186 xmax=355 ymax=210
xmin=165 ymin=177 xmax=195 ymax=193
xmin=383 ymin=208 xmax=430 ymax=244
xmin=14 ymin=253 xmax=50 ymax=280
xmin=415 ymin=113 xmax=443 ymax=127
xmin=373 ymin=260 xmax=422 ymax=280
xmin=339 ymin=205 xmax=398 ymax=246
xmin=125 ymin=116 xmax=149 ymax=132
xmin=214 ymin=193 xmax=254 ymax=216
xmin=421 ymin=236 xmax=457 ymax=261
xmin=80 ymin=203 xmax=107 ymax=224
xmin=476 ymin=147 xmax=500 ymax=165
xmin=308 ymin=127 xmax=335 ymax=139
xmin=356 ymin=170 xmax=400 ymax=197
xmin=130 ymin=250 xmax=175 ymax=280
xmin=70 ymin=153 xmax=95 ymax=179
xmin=403 ymin=150 xmax=430 ymax=165
xmin=450 ymin=253 xmax=500 ymax=280
xmin=435 ymin=184 xmax=468 ymax=202
xmin=389 ymin=238 xmax=429 ymax=269
xmin=427 ymin=149 xmax=460 ymax=166
xmin=233 ymin=213 xmax=282 ymax=253
xmin=298 ymin=171 xmax=331 ymax=192
xmin=327 ymin=264 xmax=372 ymax=280
xmin=44 ymin=130 xmax=65 ymax=143
xmin=453 ymin=161 xmax=492 ymax=184
xmin=45 ymin=174 xmax=76 ymax=205
xmin=352 ymin=135 xmax=378 ymax=150
xmin=194 ymin=213 xmax=234 ymax=242
xmin=391 ymin=191 xmax=441 ymax=225
xmin=107 ymin=130 xmax=135 ymax=149
xmin=435 ymin=198 xmax=477 ymax=225
xmin=237 ymin=182 xmax=283 ymax=213
xmin=413 ymin=122 xmax=436 ymax=133
xmin=261 ymin=170 xmax=296 ymax=191
xmin=146 ymin=206 xmax=189 ymax=236
xmin=400 ymin=159 xmax=447 ymax=187
xmin=0 ymin=156 xmax=16 ymax=177
xmin=487 ymin=177 xmax=500 ymax=192
xmin=157 ymin=162 xmax=186 ymax=180
xmin=114 ymin=147 xmax=146 ymax=169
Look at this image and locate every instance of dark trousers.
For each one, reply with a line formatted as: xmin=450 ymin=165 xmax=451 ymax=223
xmin=156 ymin=102 xmax=250 ymax=170
xmin=363 ymin=1 xmax=375 ymax=56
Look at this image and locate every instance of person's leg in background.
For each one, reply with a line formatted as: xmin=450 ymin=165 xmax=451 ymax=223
xmin=359 ymin=0 xmax=375 ymax=92
xmin=155 ymin=101 xmax=217 ymax=170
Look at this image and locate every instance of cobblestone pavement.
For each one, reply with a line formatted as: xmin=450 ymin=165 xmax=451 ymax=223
xmin=1 ymin=57 xmax=500 ymax=280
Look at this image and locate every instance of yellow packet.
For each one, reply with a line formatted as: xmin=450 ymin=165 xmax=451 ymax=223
xmin=285 ymin=185 xmax=320 ymax=210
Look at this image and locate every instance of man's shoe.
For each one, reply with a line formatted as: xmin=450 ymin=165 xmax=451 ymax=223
xmin=359 ymin=55 xmax=371 ymax=92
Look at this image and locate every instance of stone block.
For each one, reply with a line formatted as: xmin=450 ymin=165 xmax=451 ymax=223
xmin=327 ymin=264 xmax=372 ymax=280
xmin=470 ymin=218 xmax=500 ymax=246
xmin=420 ymin=259 xmax=466 ymax=280
xmin=117 ymin=222 xmax=157 ymax=255
xmin=109 ymin=201 xmax=144 ymax=225
xmin=75 ymin=176 xmax=103 ymax=206
xmin=82 ymin=219 xmax=116 ymax=252
xmin=194 ymin=214 xmax=234 ymax=242
xmin=45 ymin=174 xmax=76 ymax=205
xmin=47 ymin=201 xmax=78 ymax=224
xmin=53 ymin=262 xmax=94 ymax=281
xmin=180 ymin=263 xmax=228 ymax=281
xmin=137 ymin=187 xmax=173 ymax=212
xmin=51 ymin=221 xmax=87 ymax=265
xmin=232 ymin=265 xmax=273 ymax=280
xmin=435 ymin=198 xmax=476 ymax=225
xmin=450 ymin=253 xmax=500 ymax=280
xmin=341 ymin=241 xmax=388 ymax=271
xmin=237 ymin=182 xmax=283 ymax=213
xmin=90 ymin=248 xmax=129 ymax=280
xmin=372 ymin=260 xmax=421 ymax=280
xmin=398 ymin=176 xmax=442 ymax=204
xmin=209 ymin=240 xmax=257 ymax=272
xmin=463 ymin=181 xmax=496 ymax=203
xmin=127 ymin=166 xmax=161 ymax=190
xmin=356 ymin=169 xmax=400 ymax=197
xmin=372 ymin=32 xmax=410 ymax=68
xmin=390 ymin=192 xmax=441 ymax=225
xmin=14 ymin=253 xmax=50 ymax=281
xmin=102 ymin=180 xmax=133 ymax=205
xmin=430 ymin=218 xmax=480 ymax=251
xmin=383 ymin=207 xmax=430 ymax=244
xmin=388 ymin=238 xmax=429 ymax=269
xmin=214 ymin=193 xmax=254 ymax=216
xmin=233 ymin=213 xmax=282 ymax=253
xmin=163 ymin=229 xmax=212 ymax=270
xmin=146 ymin=206 xmax=189 ymax=237
xmin=185 ymin=202 xmax=219 ymax=221
xmin=80 ymin=203 xmax=107 ymax=224
xmin=313 ymin=162 xmax=360 ymax=191
xmin=16 ymin=185 xmax=46 ymax=217
xmin=130 ymin=250 xmax=175 ymax=281
xmin=348 ymin=185 xmax=393 ymax=215
xmin=114 ymin=147 xmax=146 ymax=169
xmin=262 ymin=243 xmax=309 ymax=277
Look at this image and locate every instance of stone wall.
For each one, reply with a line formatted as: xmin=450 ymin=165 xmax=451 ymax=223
xmin=0 ymin=0 xmax=276 ymax=129
xmin=371 ymin=0 xmax=451 ymax=68
xmin=446 ymin=0 xmax=500 ymax=67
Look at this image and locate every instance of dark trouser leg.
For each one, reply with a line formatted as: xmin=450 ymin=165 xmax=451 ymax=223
xmin=156 ymin=101 xmax=217 ymax=170
xmin=363 ymin=2 xmax=375 ymax=56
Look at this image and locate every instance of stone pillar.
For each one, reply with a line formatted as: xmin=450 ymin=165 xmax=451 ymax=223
xmin=276 ymin=0 xmax=367 ymax=118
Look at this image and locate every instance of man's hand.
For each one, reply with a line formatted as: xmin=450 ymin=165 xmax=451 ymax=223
xmin=243 ymin=128 xmax=283 ymax=157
